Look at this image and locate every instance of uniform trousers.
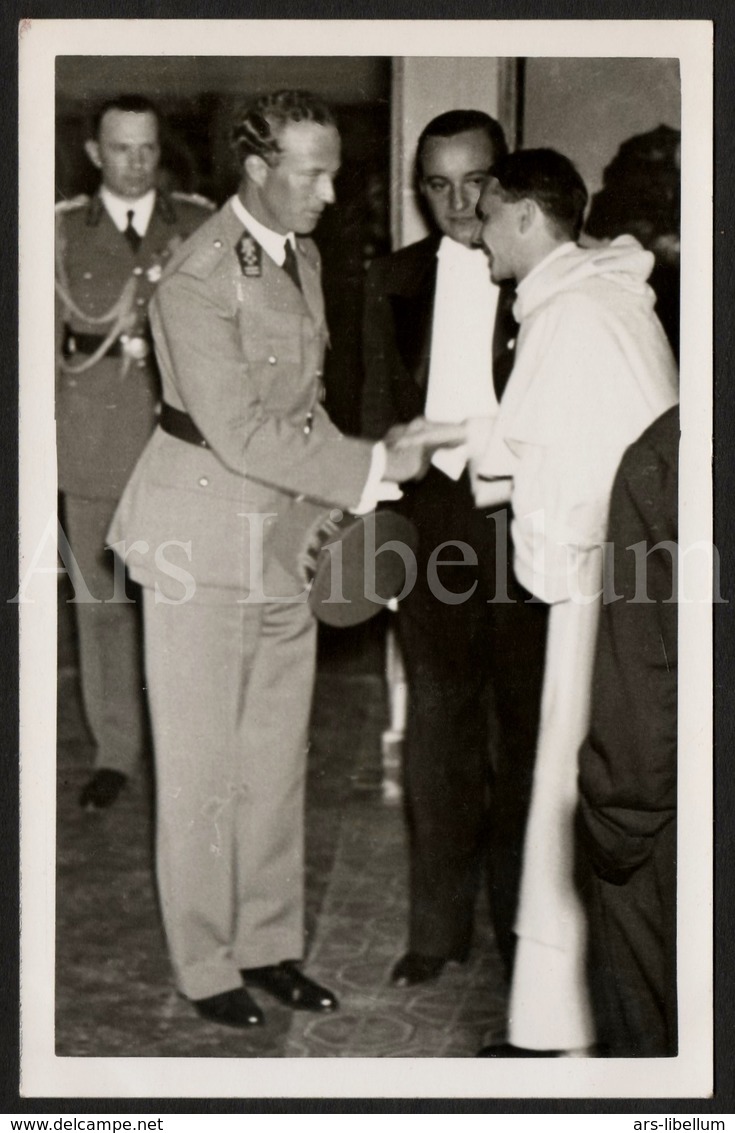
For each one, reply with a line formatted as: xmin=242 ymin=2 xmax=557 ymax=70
xmin=396 ymin=469 xmax=549 ymax=970
xmin=63 ymin=493 xmax=147 ymax=775
xmin=141 ymin=590 xmax=316 ymax=1002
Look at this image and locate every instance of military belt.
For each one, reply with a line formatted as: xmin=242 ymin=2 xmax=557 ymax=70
xmin=62 ymin=327 xmax=152 ymax=360
xmin=159 ymin=402 xmax=210 ymax=448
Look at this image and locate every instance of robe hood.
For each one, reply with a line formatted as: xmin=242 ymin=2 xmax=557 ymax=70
xmin=515 ymin=235 xmax=656 ymax=323
xmin=473 ymin=231 xmax=679 ymax=606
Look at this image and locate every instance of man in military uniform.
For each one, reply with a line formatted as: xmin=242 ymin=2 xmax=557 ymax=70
xmin=56 ymin=95 xmax=213 ymax=809
xmin=109 ymin=90 xmax=427 ymax=1029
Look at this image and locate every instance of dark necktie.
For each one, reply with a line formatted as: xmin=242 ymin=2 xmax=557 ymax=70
xmin=492 ymin=283 xmax=519 ymax=401
xmin=124 ymin=209 xmax=142 ymax=253
xmin=282 ymin=240 xmax=302 ymax=291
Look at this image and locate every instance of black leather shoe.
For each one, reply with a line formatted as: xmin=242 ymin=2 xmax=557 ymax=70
xmin=241 ymin=962 xmax=338 ymax=1012
xmin=477 ymin=1042 xmax=561 ymax=1057
xmin=79 ymin=769 xmax=128 ymax=810
xmin=193 ymin=988 xmax=264 ymax=1028
xmin=390 ymin=951 xmax=465 ymax=988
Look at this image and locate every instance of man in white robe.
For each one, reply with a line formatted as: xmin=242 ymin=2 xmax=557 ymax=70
xmin=476 ymin=148 xmax=679 ymax=1054
xmin=400 ymin=148 xmax=678 ymax=1054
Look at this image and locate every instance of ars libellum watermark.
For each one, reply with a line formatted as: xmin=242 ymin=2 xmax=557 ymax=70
xmin=11 ymin=508 xmax=725 ymax=607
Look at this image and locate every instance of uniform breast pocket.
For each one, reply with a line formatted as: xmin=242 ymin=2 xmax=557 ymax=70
xmin=241 ymin=307 xmax=304 ymax=369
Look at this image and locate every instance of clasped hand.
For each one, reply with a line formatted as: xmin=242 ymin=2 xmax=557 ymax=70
xmin=382 ymin=417 xmax=468 ymax=483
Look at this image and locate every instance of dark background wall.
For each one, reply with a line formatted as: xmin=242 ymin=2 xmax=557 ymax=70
xmin=56 ymin=56 xmax=393 ymax=437
xmin=522 ymin=57 xmax=681 ymax=196
xmin=56 ymin=54 xmax=683 ymax=430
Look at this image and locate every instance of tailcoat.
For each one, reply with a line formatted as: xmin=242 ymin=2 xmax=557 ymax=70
xmin=361 ymin=234 xmax=549 ymax=970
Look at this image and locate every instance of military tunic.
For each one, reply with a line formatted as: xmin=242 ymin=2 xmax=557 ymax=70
xmin=56 ymin=190 xmax=214 ymax=775
xmin=109 ymin=200 xmax=374 ymax=1000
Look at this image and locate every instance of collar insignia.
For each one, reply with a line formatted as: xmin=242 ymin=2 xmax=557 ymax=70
xmin=155 ymin=193 xmax=177 ymax=224
xmin=235 ymin=232 xmax=262 ymax=277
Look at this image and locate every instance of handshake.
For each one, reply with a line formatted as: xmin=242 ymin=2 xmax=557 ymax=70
xmin=382 ymin=417 xmax=469 ymax=484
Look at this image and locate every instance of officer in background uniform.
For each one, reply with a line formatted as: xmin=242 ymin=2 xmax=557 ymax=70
xmin=55 ymin=94 xmax=214 ymax=810
xmin=108 ymin=90 xmax=427 ymax=1030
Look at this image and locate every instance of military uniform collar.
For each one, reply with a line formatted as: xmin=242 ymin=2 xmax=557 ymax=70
xmin=230 ymin=195 xmax=294 ymax=267
xmin=99 ymin=186 xmax=157 ymax=235
xmin=154 ymin=191 xmax=177 ymax=224
xmin=86 ymin=188 xmax=177 ymax=228
xmin=85 ymin=193 xmax=105 ymax=227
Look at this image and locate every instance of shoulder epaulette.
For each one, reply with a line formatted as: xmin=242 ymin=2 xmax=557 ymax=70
xmin=175 ymin=228 xmax=230 ymax=280
xmin=55 ymin=194 xmax=90 ymax=213
xmin=171 ymin=190 xmax=216 ymax=212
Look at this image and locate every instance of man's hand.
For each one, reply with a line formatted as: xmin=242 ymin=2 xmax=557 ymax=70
xmin=381 ymin=418 xmax=469 ymax=483
xmin=389 ymin=419 xmax=469 ymax=451
xmin=383 ymin=425 xmax=432 ymax=483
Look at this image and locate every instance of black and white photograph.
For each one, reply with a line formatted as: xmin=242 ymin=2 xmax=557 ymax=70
xmin=17 ymin=18 xmax=714 ymax=1101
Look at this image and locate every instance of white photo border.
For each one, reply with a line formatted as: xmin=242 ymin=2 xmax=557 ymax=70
xmin=18 ymin=17 xmax=713 ymax=1100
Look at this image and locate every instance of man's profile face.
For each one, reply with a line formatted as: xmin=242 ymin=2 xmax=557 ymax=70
xmin=86 ymin=109 xmax=161 ymax=200
xmin=477 ymin=179 xmax=521 ymax=283
xmin=253 ymin=120 xmax=341 ymax=235
xmin=419 ymin=128 xmax=497 ymax=248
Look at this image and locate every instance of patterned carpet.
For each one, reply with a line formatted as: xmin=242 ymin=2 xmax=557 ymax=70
xmin=55 ymin=609 xmax=508 ymax=1059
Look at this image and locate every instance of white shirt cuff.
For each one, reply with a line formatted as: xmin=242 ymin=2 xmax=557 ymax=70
xmin=466 ymin=415 xmax=497 ymax=461
xmin=353 ymin=442 xmax=403 ymax=515
xmin=426 ymin=415 xmax=497 ymax=481
xmin=431 ymin=444 xmax=468 ymax=480
xmin=467 ymin=415 xmax=514 ymax=506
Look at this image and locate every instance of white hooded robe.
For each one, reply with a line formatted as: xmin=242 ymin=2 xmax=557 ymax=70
xmin=473 ymin=237 xmax=679 ymax=1050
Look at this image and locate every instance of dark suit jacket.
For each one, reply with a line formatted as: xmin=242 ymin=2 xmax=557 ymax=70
xmin=361 ymin=233 xmax=516 ymax=443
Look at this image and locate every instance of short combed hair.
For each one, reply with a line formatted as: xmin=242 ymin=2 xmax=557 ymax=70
xmin=231 ymin=90 xmax=336 ymax=168
xmin=488 ymin=148 xmax=588 ymax=240
xmin=92 ymin=95 xmax=161 ymax=138
xmin=416 ymin=109 xmax=508 ymax=176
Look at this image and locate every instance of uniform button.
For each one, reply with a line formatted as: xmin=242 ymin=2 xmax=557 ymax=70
xmin=133 ymin=266 xmax=144 ymax=276
xmin=83 ymin=271 xmax=92 ymax=280
xmin=268 ymin=355 xmax=277 ymax=365
xmin=136 ymin=297 xmax=146 ymax=306
xmin=214 ymin=239 xmax=222 ymax=249
xmin=198 ymin=477 xmax=209 ymax=487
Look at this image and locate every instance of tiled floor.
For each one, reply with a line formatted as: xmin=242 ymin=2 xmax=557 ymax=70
xmin=55 ymin=611 xmax=509 ymax=1058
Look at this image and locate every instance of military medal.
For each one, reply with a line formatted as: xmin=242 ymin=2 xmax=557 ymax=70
xmin=235 ymin=233 xmax=261 ymax=277
xmin=120 ymin=334 xmax=151 ymax=361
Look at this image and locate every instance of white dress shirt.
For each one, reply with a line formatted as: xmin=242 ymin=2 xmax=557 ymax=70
xmin=100 ymin=186 xmax=156 ymax=237
xmin=425 ymin=236 xmax=500 ymax=479
xmin=230 ymin=194 xmax=295 ymax=265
